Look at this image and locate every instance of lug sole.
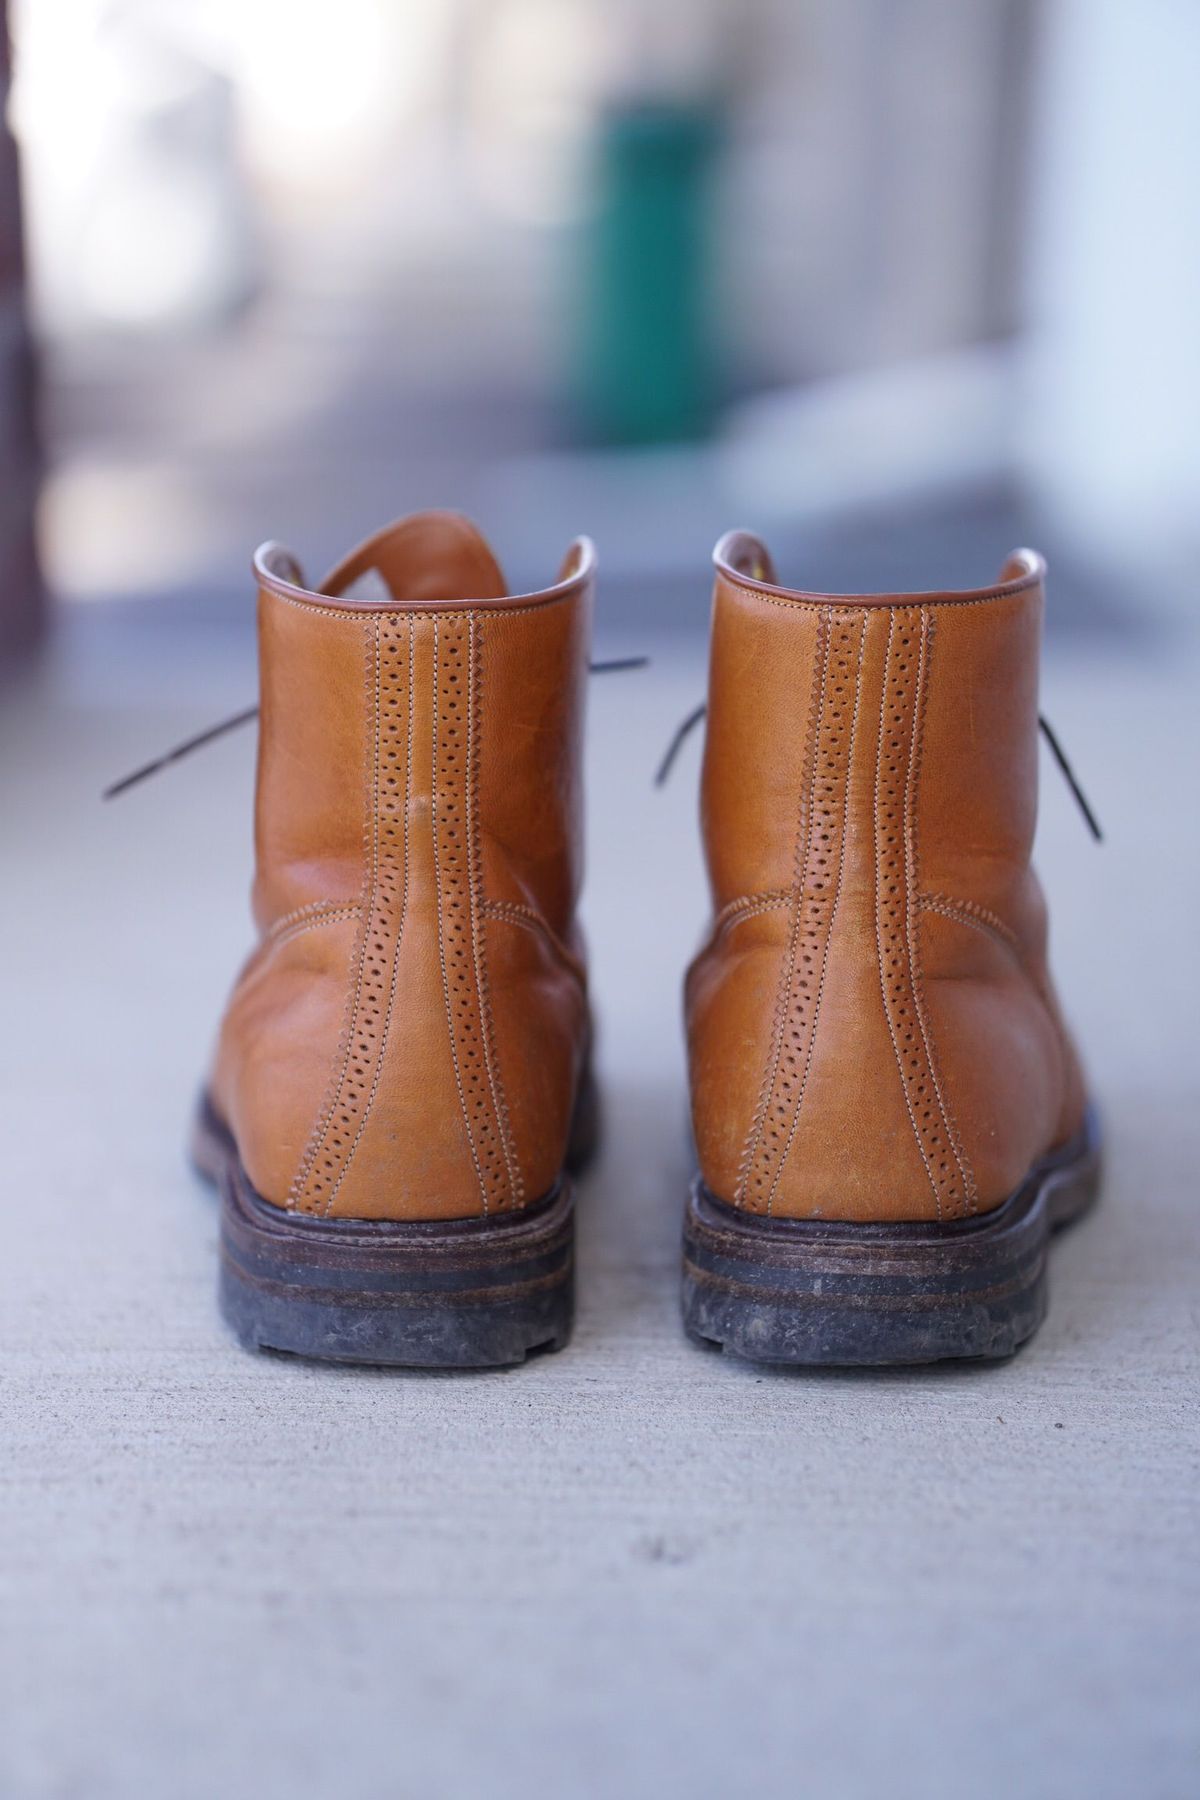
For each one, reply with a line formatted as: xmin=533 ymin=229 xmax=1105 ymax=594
xmin=192 ymin=1088 xmax=592 ymax=1369
xmin=682 ymin=1106 xmax=1101 ymax=1367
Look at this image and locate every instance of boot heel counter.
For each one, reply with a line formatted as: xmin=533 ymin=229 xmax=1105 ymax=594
xmin=481 ymin=909 xmax=588 ymax=1201
xmin=305 ymin=890 xmax=522 ymax=1221
xmin=687 ymin=900 xmax=939 ymax=1222
xmin=223 ymin=866 xmax=499 ymax=1222
xmin=910 ymin=903 xmax=1086 ymax=1214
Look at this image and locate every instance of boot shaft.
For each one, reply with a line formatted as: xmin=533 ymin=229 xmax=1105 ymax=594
xmin=251 ymin=518 xmax=590 ymax=952
xmin=687 ymin=534 xmax=1083 ymax=1223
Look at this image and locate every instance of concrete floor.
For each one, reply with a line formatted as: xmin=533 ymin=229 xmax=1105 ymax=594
xmin=2 ymin=610 xmax=1198 ymax=1800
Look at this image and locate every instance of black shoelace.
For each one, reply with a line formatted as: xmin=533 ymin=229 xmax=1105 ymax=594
xmin=104 ymin=658 xmax=1101 ymax=844
xmin=102 ymin=657 xmax=649 ymax=801
xmin=655 ymin=702 xmax=1102 ymax=842
xmin=1036 ymin=714 xmax=1103 ymax=841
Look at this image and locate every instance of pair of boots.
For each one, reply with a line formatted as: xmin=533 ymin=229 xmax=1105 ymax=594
xmin=189 ymin=509 xmax=1099 ymax=1369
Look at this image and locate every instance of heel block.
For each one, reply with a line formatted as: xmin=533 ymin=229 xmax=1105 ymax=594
xmin=220 ymin=1164 xmax=575 ymax=1368
xmin=682 ymin=1107 xmax=1101 ymax=1367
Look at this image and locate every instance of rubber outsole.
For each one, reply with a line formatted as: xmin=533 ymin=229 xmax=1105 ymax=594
xmin=681 ymin=1107 xmax=1101 ymax=1367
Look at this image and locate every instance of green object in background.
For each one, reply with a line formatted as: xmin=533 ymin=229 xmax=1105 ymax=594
xmin=575 ymin=99 xmax=722 ymax=446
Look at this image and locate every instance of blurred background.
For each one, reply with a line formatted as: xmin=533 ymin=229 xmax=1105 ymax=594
xmin=3 ymin=9 xmax=1199 ymax=1796
xmin=0 ymin=0 xmax=1197 ymax=659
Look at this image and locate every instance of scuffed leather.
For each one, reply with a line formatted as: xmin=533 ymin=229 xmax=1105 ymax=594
xmin=211 ymin=512 xmax=594 ymax=1221
xmin=685 ymin=533 xmax=1087 ymax=1224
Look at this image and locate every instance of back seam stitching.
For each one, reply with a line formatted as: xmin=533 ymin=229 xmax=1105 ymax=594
xmin=431 ymin=616 xmax=489 ymax=1211
xmin=764 ymin=614 xmax=867 ymax=1215
xmin=735 ymin=607 xmax=831 ymax=1207
xmin=467 ymin=616 xmax=523 ymax=1208
xmin=322 ymin=618 xmax=416 ymax=1215
xmin=904 ymin=610 xmax=978 ymax=1214
xmin=287 ymin=616 xmax=378 ymax=1209
xmin=872 ymin=609 xmax=940 ymax=1211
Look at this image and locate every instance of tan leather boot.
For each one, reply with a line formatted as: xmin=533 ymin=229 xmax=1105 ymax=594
xmin=193 ymin=512 xmax=597 ymax=1366
xmin=683 ymin=533 xmax=1100 ymax=1365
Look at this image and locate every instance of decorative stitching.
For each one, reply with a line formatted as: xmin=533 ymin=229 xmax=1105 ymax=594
xmin=467 ymin=616 xmax=523 ymax=1208
xmin=709 ymin=890 xmax=791 ymax=939
xmin=299 ymin=614 xmax=383 ymax=1211
xmin=873 ymin=610 xmax=940 ymax=1210
xmin=292 ymin=615 xmax=417 ymax=1215
xmin=431 ymin=617 xmax=516 ymax=1213
xmin=265 ymin=899 xmax=363 ymax=943
xmin=264 ymin=590 xmax=579 ymax=624
xmin=321 ymin=616 xmax=416 ymax=1214
xmin=431 ymin=616 xmax=490 ymax=1208
xmin=904 ymin=613 xmax=977 ymax=1213
xmin=479 ymin=900 xmax=587 ymax=987
xmin=735 ymin=608 xmax=831 ymax=1209
xmin=764 ymin=614 xmax=867 ymax=1215
xmin=873 ymin=607 xmax=980 ymax=1219
xmin=288 ymin=617 xmax=378 ymax=1209
xmin=264 ymin=904 xmax=362 ymax=955
xmin=918 ymin=892 xmax=1020 ymax=957
xmin=738 ymin=612 xmax=864 ymax=1213
xmin=718 ymin=575 xmax=1040 ymax=615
